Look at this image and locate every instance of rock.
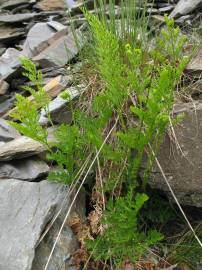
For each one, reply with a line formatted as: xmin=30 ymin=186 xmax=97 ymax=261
xmin=22 ymin=22 xmax=66 ymax=57
xmin=0 ymin=118 xmax=20 ymax=142
xmin=148 ymin=101 xmax=202 ymax=207
xmin=186 ymin=48 xmax=202 ymax=76
xmin=0 ymin=157 xmax=49 ymax=180
xmin=0 ymin=179 xmax=79 ymax=270
xmin=0 ymin=26 xmax=25 ymax=43
xmin=39 ymin=84 xmax=86 ymax=124
xmin=42 ymin=75 xmax=70 ymax=98
xmin=0 ymin=48 xmax=23 ymax=79
xmin=0 ymin=80 xmax=9 ymax=95
xmin=5 ymin=75 xmax=71 ymax=118
xmin=22 ymin=22 xmax=58 ymax=57
xmin=0 ymin=96 xmax=15 ymax=116
xmin=32 ymin=214 xmax=78 ymax=270
xmin=175 ymin=14 xmax=191 ymax=24
xmin=0 ymin=136 xmax=46 ymax=161
xmin=147 ymin=7 xmax=159 ymax=14
xmin=35 ymin=0 xmax=67 ymax=11
xmin=0 ymin=0 xmax=33 ymax=10
xmin=151 ymin=14 xmax=165 ymax=23
xmin=0 ymin=13 xmax=38 ymax=23
xmin=47 ymin=20 xmax=67 ymax=31
xmin=33 ymin=29 xmax=83 ymax=68
xmin=0 ymin=47 xmax=6 ymax=56
xmin=158 ymin=5 xmax=174 ymax=13
xmin=170 ymin=0 xmax=202 ymax=18
xmin=0 ymin=11 xmax=64 ymax=24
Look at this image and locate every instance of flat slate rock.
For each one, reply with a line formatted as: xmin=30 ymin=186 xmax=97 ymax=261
xmin=0 ymin=0 xmax=33 ymax=10
xmin=39 ymin=84 xmax=85 ymax=124
xmin=0 ymin=79 xmax=9 ymax=95
xmin=22 ymin=22 xmax=60 ymax=57
xmin=0 ymin=96 xmax=15 ymax=116
xmin=0 ymin=26 xmax=24 ymax=42
xmin=0 ymin=157 xmax=49 ymax=180
xmin=170 ymin=0 xmax=202 ymax=18
xmin=0 ymin=13 xmax=38 ymax=23
xmin=33 ymin=29 xmax=83 ymax=68
xmin=35 ymin=0 xmax=67 ymax=11
xmin=0 ymin=179 xmax=77 ymax=270
xmin=0 ymin=47 xmax=23 ymax=79
xmin=0 ymin=118 xmax=20 ymax=142
xmin=0 ymin=136 xmax=46 ymax=161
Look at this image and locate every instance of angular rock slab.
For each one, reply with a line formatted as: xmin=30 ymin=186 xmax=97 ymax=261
xmin=0 ymin=26 xmax=24 ymax=43
xmin=33 ymin=29 xmax=83 ymax=68
xmin=0 ymin=157 xmax=49 ymax=180
xmin=35 ymin=0 xmax=67 ymax=11
xmin=0 ymin=0 xmax=32 ymax=10
xmin=0 ymin=136 xmax=46 ymax=161
xmin=186 ymin=48 xmax=202 ymax=76
xmin=32 ymin=211 xmax=78 ymax=270
xmin=0 ymin=80 xmax=9 ymax=95
xmin=0 ymin=13 xmax=38 ymax=23
xmin=0 ymin=118 xmax=20 ymax=142
xmin=170 ymin=0 xmax=202 ymax=18
xmin=0 ymin=48 xmax=23 ymax=79
xmin=0 ymin=179 xmax=76 ymax=270
xmin=22 ymin=22 xmax=66 ymax=58
xmin=149 ymin=101 xmax=202 ymax=207
xmin=39 ymin=84 xmax=86 ymax=124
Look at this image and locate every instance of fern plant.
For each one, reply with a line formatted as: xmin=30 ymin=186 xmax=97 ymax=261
xmin=9 ymin=57 xmax=49 ymax=145
xmin=9 ymin=10 xmax=189 ymax=268
xmin=86 ymin=191 xmax=163 ymax=265
xmin=82 ymin=11 xmax=189 ymax=266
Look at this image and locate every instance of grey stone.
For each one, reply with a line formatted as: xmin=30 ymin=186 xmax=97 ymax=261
xmin=0 ymin=80 xmax=9 ymax=95
xmin=175 ymin=14 xmax=191 ymax=23
xmin=0 ymin=96 xmax=15 ymax=116
xmin=0 ymin=26 xmax=24 ymax=43
xmin=186 ymin=48 xmax=202 ymax=76
xmin=0 ymin=157 xmax=49 ymax=180
xmin=33 ymin=29 xmax=83 ymax=68
xmin=0 ymin=48 xmax=23 ymax=79
xmin=32 ymin=215 xmax=78 ymax=270
xmin=170 ymin=0 xmax=202 ymax=18
xmin=0 ymin=179 xmax=78 ymax=270
xmin=35 ymin=0 xmax=67 ymax=11
xmin=0 ymin=13 xmax=38 ymax=23
xmin=148 ymin=101 xmax=202 ymax=207
xmin=0 ymin=118 xmax=20 ymax=142
xmin=47 ymin=21 xmax=67 ymax=32
xmin=0 ymin=136 xmax=46 ymax=161
xmin=158 ymin=5 xmax=174 ymax=13
xmin=0 ymin=47 xmax=6 ymax=56
xmin=22 ymin=22 xmax=65 ymax=57
xmin=0 ymin=0 xmax=32 ymax=10
xmin=39 ymin=84 xmax=85 ymax=124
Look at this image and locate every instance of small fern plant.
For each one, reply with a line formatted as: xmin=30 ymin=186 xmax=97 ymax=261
xmin=9 ymin=57 xmax=84 ymax=184
xmin=86 ymin=191 xmax=163 ymax=265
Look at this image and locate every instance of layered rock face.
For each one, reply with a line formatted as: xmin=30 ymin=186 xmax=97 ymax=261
xmin=149 ymin=101 xmax=202 ymax=207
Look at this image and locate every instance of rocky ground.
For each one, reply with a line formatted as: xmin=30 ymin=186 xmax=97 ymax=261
xmin=0 ymin=0 xmax=202 ymax=269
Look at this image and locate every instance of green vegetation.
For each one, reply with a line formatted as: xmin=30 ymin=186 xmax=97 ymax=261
xmin=9 ymin=4 xmax=191 ymax=268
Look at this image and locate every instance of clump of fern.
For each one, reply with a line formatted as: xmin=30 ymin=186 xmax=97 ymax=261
xmin=82 ymin=12 xmax=189 ymax=266
xmin=9 ymin=10 xmax=189 ymax=269
xmin=86 ymin=191 xmax=163 ymax=265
